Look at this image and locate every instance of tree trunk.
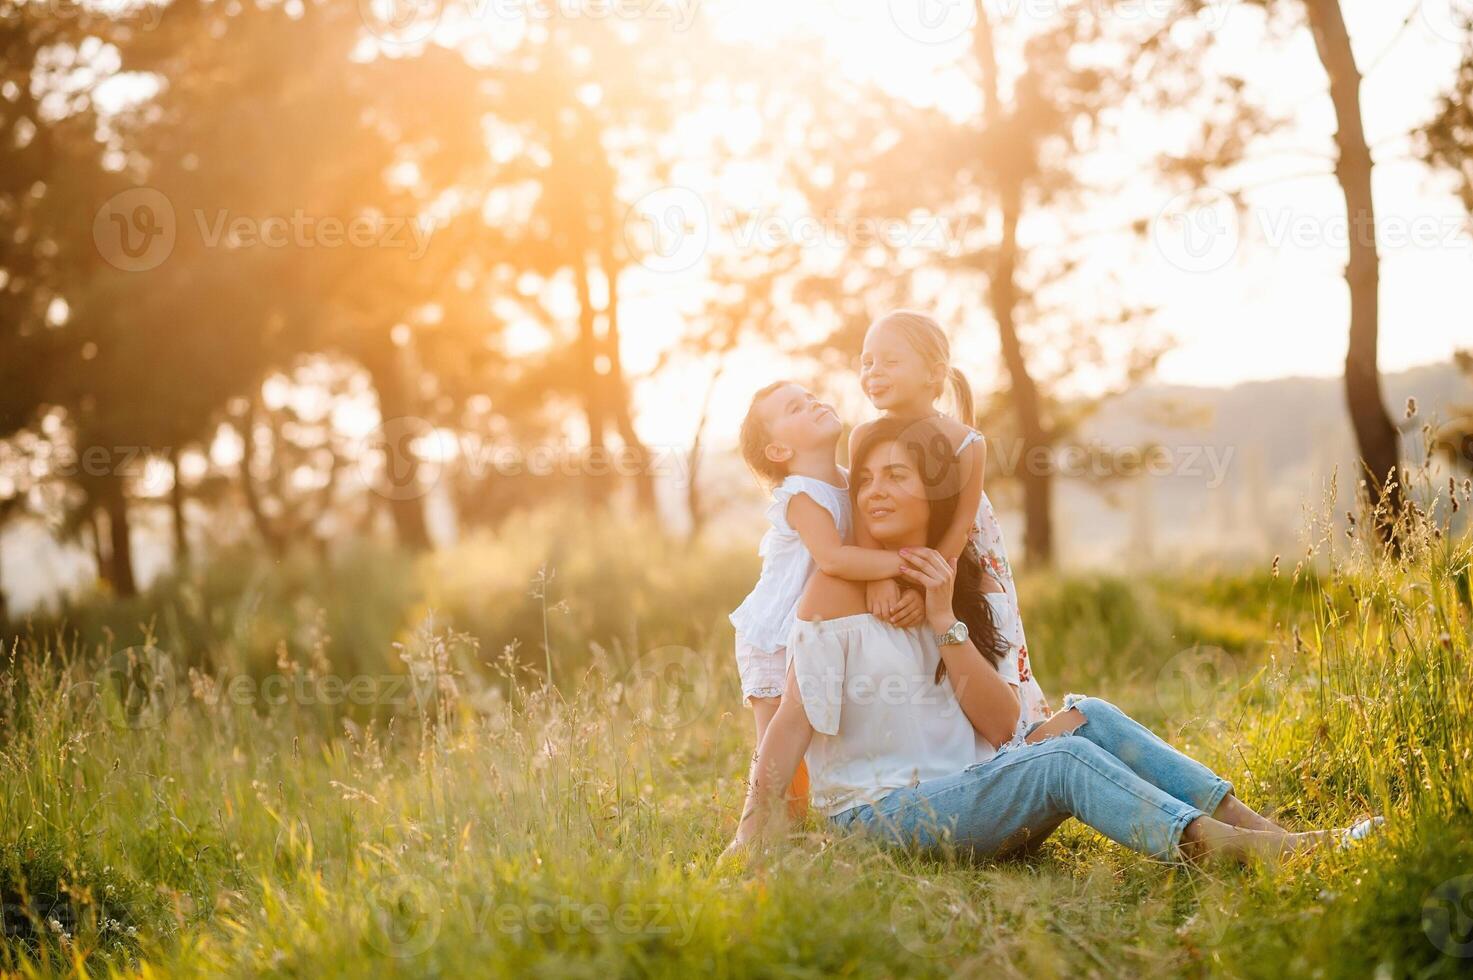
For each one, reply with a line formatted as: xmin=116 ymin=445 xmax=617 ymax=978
xmin=1304 ymin=0 xmax=1405 ymax=544
xmin=972 ymin=1 xmax=1054 ymax=567
xmin=568 ymin=256 xmax=603 ymax=506
xmin=0 ymin=532 xmax=8 ymax=624
xmin=90 ymin=508 xmax=108 ymax=580
xmin=602 ymin=260 xmax=657 ymax=514
xmin=992 ymin=182 xmax=1054 ymax=567
xmin=359 ymin=339 xmax=432 ymax=551
xmin=685 ymin=360 xmax=728 ymax=540
xmin=95 ymin=471 xmax=138 ymax=597
xmin=238 ymin=403 xmax=286 ymax=558
xmin=168 ymin=445 xmax=190 ymax=568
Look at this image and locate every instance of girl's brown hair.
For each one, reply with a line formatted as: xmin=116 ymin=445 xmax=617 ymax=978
xmin=870 ymin=310 xmax=975 ymax=424
xmin=739 ymin=380 xmax=792 ymax=488
xmin=849 ymin=416 xmax=1007 ymax=680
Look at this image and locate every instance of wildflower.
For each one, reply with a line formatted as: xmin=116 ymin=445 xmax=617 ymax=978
xmin=1405 ymin=397 xmax=1417 ymax=418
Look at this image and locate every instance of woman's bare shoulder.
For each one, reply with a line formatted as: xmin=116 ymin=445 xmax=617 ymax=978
xmin=795 ymin=571 xmax=868 ymax=622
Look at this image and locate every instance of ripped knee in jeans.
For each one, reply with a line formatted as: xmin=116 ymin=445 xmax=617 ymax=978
xmin=1024 ymin=706 xmax=1087 ymax=745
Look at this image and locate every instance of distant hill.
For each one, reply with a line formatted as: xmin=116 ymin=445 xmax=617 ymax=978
xmin=1050 ymin=361 xmax=1471 ymax=566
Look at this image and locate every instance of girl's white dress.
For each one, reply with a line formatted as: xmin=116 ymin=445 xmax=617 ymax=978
xmin=729 ymin=473 xmax=851 ymax=702
xmin=958 ymin=429 xmax=1051 ymax=727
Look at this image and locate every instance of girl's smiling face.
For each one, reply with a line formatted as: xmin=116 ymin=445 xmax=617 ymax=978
xmin=852 ymin=439 xmax=931 ymax=547
xmin=755 ymin=383 xmax=843 ymax=464
xmin=860 ymin=320 xmax=944 ymax=412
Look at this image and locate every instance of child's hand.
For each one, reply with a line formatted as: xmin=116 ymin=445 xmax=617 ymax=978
xmin=866 ymin=579 xmax=901 ymax=621
xmin=889 ymin=587 xmax=926 ymax=628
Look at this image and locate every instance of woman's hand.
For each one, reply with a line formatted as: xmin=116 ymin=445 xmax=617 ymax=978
xmin=899 ymin=547 xmax=958 ymax=635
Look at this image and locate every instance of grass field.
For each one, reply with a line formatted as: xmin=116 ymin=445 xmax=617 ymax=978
xmin=2 ymin=500 xmax=1472 ymax=977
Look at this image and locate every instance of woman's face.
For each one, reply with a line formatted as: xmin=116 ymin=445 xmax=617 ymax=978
xmin=853 ymin=439 xmax=931 ymax=546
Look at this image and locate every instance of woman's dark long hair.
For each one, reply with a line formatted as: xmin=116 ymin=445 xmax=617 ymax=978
xmin=849 ymin=417 xmax=1008 ymax=680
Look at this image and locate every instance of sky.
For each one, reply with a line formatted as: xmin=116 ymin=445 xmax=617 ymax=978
xmin=611 ymin=0 xmax=1473 ymax=448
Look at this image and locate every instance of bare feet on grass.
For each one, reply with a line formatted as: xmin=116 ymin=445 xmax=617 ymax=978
xmin=1179 ymin=816 xmax=1338 ymax=864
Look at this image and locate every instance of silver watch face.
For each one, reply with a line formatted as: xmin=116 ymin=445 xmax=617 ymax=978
xmin=940 ymin=621 xmax=968 ymax=645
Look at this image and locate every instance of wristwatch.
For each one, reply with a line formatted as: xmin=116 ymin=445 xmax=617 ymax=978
xmin=934 ymin=620 xmax=969 ymax=647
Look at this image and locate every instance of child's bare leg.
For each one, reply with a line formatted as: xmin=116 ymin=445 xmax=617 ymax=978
xmin=751 ymin=696 xmax=807 ymax=820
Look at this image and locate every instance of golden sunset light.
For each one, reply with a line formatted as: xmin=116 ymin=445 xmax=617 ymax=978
xmin=3 ymin=1 xmax=1473 ymax=975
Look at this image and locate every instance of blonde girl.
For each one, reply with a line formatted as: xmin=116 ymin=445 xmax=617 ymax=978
xmin=848 ymin=310 xmax=1051 ymax=730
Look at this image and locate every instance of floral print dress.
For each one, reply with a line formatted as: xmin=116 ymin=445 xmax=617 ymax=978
xmin=959 ymin=430 xmax=1052 ymax=727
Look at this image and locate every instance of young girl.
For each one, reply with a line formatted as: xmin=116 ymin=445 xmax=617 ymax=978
xmin=731 ymin=381 xmax=926 ymax=811
xmin=849 ymin=310 xmax=1052 ymax=732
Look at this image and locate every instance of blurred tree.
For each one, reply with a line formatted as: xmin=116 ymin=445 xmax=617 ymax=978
xmin=792 ymin=7 xmax=1188 ymax=566
xmin=1421 ymin=28 xmax=1473 ymax=214
xmin=1299 ymin=0 xmax=1406 ymax=544
xmin=1420 ymin=38 xmax=1473 ymax=475
xmin=0 ymin=6 xmax=161 ymax=593
xmin=102 ymin=0 xmax=512 ymax=551
xmin=674 ymin=249 xmax=803 ymax=537
xmin=481 ymin=13 xmax=725 ymax=513
xmin=1056 ymin=0 xmax=1417 ymax=548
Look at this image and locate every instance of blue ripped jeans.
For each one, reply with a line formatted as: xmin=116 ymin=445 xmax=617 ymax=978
xmin=828 ymin=697 xmax=1233 ymax=860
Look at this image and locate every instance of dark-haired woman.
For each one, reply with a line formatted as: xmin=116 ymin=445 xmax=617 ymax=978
xmin=728 ymin=419 xmax=1375 ymax=862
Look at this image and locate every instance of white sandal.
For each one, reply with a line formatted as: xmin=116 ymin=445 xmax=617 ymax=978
xmin=1337 ymin=816 xmax=1385 ymax=850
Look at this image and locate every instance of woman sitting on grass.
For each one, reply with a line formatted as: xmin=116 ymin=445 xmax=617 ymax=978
xmin=726 ymin=417 xmax=1379 ymax=863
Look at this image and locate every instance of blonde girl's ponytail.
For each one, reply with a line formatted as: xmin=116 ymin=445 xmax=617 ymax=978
xmin=947 ymin=366 xmax=975 ymax=426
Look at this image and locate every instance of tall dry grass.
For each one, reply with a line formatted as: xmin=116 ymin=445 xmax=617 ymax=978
xmin=1 ymin=485 xmax=1470 ymax=977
